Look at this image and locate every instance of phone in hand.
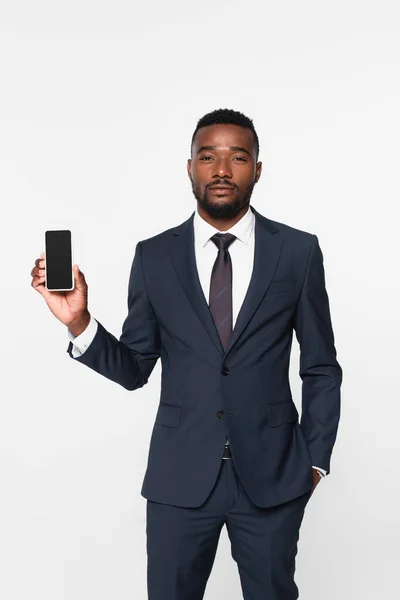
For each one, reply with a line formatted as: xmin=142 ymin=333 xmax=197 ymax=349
xmin=44 ymin=230 xmax=75 ymax=291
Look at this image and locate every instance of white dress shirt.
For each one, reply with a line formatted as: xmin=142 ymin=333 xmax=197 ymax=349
xmin=68 ymin=206 xmax=326 ymax=477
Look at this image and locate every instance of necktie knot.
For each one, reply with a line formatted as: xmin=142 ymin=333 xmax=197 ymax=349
xmin=210 ymin=232 xmax=236 ymax=251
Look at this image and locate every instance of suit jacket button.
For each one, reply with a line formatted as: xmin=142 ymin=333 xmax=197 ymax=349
xmin=217 ymin=410 xmax=224 ymax=419
xmin=221 ymin=366 xmax=229 ymax=376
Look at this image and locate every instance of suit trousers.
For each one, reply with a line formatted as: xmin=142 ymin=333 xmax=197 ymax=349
xmin=146 ymin=457 xmax=312 ymax=600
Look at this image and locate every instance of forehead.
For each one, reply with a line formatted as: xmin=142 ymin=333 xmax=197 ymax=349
xmin=193 ymin=124 xmax=255 ymax=154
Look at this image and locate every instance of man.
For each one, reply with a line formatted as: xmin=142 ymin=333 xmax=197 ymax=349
xmin=31 ymin=108 xmax=342 ymax=599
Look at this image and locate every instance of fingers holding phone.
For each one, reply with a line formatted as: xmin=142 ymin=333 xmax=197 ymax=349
xmin=31 ymin=237 xmax=89 ymax=328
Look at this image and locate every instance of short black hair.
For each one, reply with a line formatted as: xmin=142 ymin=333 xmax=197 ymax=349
xmin=191 ymin=108 xmax=259 ymax=161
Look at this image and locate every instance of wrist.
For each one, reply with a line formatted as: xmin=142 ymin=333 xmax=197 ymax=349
xmin=67 ymin=311 xmax=90 ymax=337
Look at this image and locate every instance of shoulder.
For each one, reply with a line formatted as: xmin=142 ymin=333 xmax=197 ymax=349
xmin=261 ymin=214 xmax=317 ymax=251
xmin=133 ymin=215 xmax=191 ymax=264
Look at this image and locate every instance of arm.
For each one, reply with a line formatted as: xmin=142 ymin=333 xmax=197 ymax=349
xmin=293 ymin=235 xmax=342 ymax=475
xmin=66 ymin=242 xmax=161 ymax=390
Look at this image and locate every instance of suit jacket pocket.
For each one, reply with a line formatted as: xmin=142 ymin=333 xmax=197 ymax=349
xmin=155 ymin=403 xmax=182 ymax=428
xmin=266 ymin=278 xmax=295 ymax=295
xmin=264 ymin=400 xmax=299 ymax=427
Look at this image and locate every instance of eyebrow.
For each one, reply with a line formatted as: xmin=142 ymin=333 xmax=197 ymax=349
xmin=196 ymin=145 xmax=253 ymax=158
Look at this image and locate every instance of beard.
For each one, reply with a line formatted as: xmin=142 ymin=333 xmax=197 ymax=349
xmin=190 ymin=180 xmax=256 ymax=219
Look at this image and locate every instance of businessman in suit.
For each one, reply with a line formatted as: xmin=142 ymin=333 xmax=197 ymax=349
xmin=31 ymin=108 xmax=342 ymax=599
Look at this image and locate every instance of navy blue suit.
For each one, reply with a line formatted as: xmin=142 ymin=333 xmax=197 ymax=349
xmin=67 ymin=205 xmax=342 ymax=598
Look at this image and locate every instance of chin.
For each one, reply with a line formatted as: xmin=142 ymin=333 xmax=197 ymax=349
xmin=203 ymin=201 xmax=241 ymax=219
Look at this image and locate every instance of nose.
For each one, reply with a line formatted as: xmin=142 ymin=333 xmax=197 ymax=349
xmin=212 ymin=156 xmax=232 ymax=178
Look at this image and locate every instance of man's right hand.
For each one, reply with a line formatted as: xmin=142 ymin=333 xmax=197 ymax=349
xmin=31 ymin=251 xmax=90 ymax=333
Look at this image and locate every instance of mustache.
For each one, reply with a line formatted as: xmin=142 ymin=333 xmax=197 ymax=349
xmin=208 ymin=182 xmax=236 ymax=189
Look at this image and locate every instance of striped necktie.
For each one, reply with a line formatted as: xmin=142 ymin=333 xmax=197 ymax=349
xmin=209 ymin=232 xmax=237 ymax=351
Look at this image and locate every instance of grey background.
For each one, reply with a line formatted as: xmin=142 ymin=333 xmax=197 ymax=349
xmin=1 ymin=1 xmax=399 ymax=598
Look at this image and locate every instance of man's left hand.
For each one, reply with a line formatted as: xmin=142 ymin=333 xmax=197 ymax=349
xmin=311 ymin=468 xmax=322 ymax=494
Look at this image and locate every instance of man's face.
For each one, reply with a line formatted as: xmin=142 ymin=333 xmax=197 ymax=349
xmin=187 ymin=123 xmax=262 ymax=219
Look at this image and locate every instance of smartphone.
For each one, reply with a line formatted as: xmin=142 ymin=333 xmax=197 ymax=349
xmin=44 ymin=230 xmax=75 ymax=291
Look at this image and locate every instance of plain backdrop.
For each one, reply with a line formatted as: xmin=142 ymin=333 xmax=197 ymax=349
xmin=1 ymin=1 xmax=399 ymax=598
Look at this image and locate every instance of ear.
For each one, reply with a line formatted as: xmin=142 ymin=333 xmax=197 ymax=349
xmin=255 ymin=161 xmax=262 ymax=183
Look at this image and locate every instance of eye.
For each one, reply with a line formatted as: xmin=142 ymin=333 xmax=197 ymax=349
xmin=199 ymin=156 xmax=247 ymax=162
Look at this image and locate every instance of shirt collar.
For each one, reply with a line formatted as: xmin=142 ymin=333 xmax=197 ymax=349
xmin=193 ymin=204 xmax=255 ymax=248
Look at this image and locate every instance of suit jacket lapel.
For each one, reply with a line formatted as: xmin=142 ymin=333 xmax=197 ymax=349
xmin=225 ymin=206 xmax=282 ymax=355
xmin=169 ymin=205 xmax=282 ymax=358
xmin=169 ymin=212 xmax=224 ymax=356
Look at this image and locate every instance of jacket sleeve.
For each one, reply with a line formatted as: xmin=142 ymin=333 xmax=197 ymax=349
xmin=293 ymin=234 xmax=342 ymax=474
xmin=66 ymin=241 xmax=161 ymax=390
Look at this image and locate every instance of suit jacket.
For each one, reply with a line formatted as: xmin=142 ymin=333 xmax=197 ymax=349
xmin=67 ymin=205 xmax=342 ymax=508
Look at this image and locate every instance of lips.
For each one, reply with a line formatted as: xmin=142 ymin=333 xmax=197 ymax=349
xmin=209 ymin=186 xmax=234 ymax=190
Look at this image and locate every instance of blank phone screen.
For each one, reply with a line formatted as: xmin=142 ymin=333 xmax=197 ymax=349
xmin=45 ymin=230 xmax=73 ymax=290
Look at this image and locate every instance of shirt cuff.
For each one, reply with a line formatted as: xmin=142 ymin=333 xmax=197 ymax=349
xmin=67 ymin=314 xmax=98 ymax=356
xmin=312 ymin=466 xmax=327 ymax=478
